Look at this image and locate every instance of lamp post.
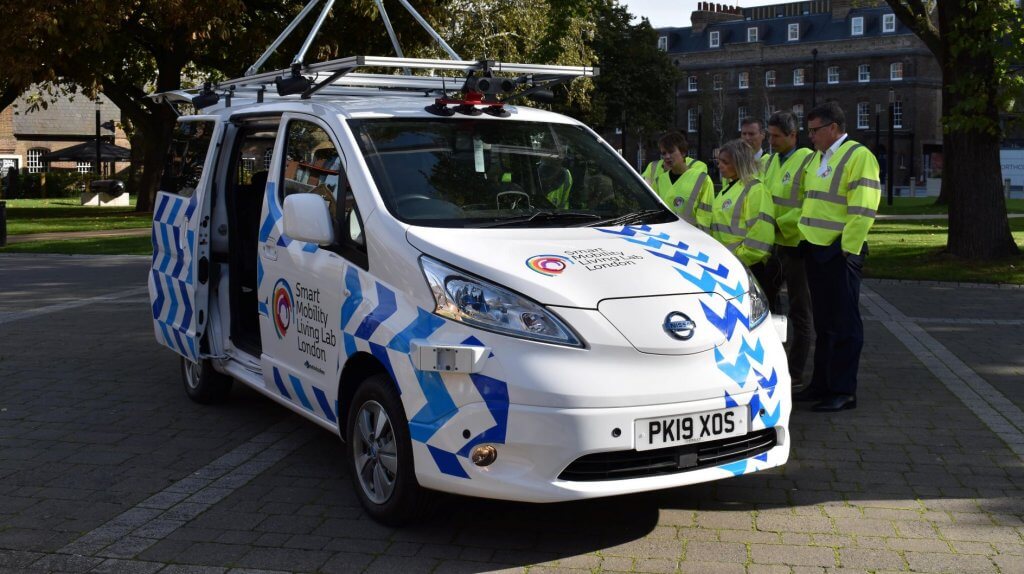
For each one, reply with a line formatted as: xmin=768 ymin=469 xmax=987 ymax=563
xmin=94 ymin=101 xmax=102 ymax=176
xmin=887 ymin=88 xmax=895 ymax=205
xmin=811 ymin=48 xmax=818 ymax=107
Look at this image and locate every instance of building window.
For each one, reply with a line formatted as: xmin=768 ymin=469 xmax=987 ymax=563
xmin=793 ymin=104 xmax=805 ymax=129
xmin=688 ymin=75 xmax=698 ymax=92
xmin=27 ymin=148 xmax=48 ymax=174
xmin=793 ymin=68 xmax=805 ymax=86
xmin=264 ymin=148 xmax=274 ymax=169
xmin=857 ymin=102 xmax=870 ymax=129
xmin=765 ymin=70 xmax=776 ymax=88
xmin=77 ymin=162 xmax=92 ymax=174
xmin=737 ymin=106 xmax=748 ymax=131
xmin=890 ymin=62 xmax=904 ymax=81
xmin=893 ymin=98 xmax=904 ymax=128
xmin=858 ymin=64 xmax=871 ymax=82
xmin=788 ymin=23 xmax=800 ymax=41
xmin=710 ymin=31 xmax=720 ymax=48
xmin=851 ymin=16 xmax=864 ymax=36
xmin=883 ymin=14 xmax=896 ymax=33
xmin=739 ymin=71 xmax=749 ymax=89
xmin=688 ymin=109 xmax=699 ymax=133
xmin=658 ymin=36 xmax=668 ymax=51
xmin=748 ymin=27 xmax=758 ymax=42
xmin=828 ymin=66 xmax=840 ymax=84
xmin=713 ymin=74 xmax=723 ymax=90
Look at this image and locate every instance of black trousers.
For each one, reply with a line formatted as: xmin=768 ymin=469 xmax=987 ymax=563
xmin=803 ymin=240 xmax=866 ymax=397
xmin=778 ymin=246 xmax=814 ymax=387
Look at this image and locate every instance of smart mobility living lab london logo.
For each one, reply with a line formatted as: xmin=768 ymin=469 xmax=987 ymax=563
xmin=525 ymin=254 xmax=574 ymax=276
xmin=273 ymin=279 xmax=293 ymax=339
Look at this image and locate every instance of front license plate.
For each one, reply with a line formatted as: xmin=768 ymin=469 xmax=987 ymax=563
xmin=634 ymin=406 xmax=748 ymax=451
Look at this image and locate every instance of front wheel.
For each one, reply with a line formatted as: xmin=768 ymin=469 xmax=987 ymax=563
xmin=346 ymin=373 xmax=435 ymax=526
xmin=181 ymin=357 xmax=233 ymax=404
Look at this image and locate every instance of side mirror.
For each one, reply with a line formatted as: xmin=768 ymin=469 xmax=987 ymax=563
xmin=283 ymin=194 xmax=334 ymax=246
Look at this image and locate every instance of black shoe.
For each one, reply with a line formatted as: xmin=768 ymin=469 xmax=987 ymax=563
xmin=792 ymin=386 xmax=827 ymax=402
xmin=812 ymin=394 xmax=857 ymax=412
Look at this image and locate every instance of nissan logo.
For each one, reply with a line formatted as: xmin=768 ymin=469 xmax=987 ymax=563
xmin=663 ymin=311 xmax=696 ymax=340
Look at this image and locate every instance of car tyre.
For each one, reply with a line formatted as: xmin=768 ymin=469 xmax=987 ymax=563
xmin=346 ymin=372 xmax=435 ymax=526
xmin=181 ymin=357 xmax=233 ymax=404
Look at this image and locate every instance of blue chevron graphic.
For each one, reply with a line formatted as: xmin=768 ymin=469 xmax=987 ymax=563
xmin=720 ymin=460 xmax=748 ymax=476
xmin=456 ymin=373 xmax=510 ymax=457
xmin=677 ymin=268 xmax=746 ymax=298
xmin=738 ymin=337 xmax=765 ymax=364
xmin=289 ymin=374 xmax=314 ymax=411
xmin=259 ymin=183 xmax=281 ymax=242
xmin=748 ymin=392 xmax=781 ymax=428
xmin=340 ymin=266 xmax=364 ymax=330
xmin=354 ymin=284 xmax=397 ymax=340
xmin=272 ymin=367 xmax=292 ymax=399
xmin=648 ymin=247 xmax=710 ymax=267
xmin=154 ymin=194 xmax=170 ymax=222
xmin=625 ymin=235 xmax=689 ymax=251
xmin=256 ymin=258 xmax=264 ymax=289
xmin=714 ymin=347 xmax=752 ymax=387
xmin=427 ymin=445 xmax=469 ymax=479
xmin=753 ymin=368 xmax=779 ymax=399
xmin=408 ymin=370 xmax=457 ymax=442
xmin=724 ymin=391 xmax=739 ymax=408
xmin=388 ymin=309 xmax=445 ymax=353
xmin=151 ymin=270 xmax=166 ymax=319
xmin=700 ymin=262 xmax=731 ymax=278
xmin=701 ymin=300 xmax=749 ymax=339
xmin=176 ymin=278 xmax=192 ymax=330
xmin=312 ymin=386 xmax=337 ymax=423
xmin=461 ymin=336 xmax=495 ymax=358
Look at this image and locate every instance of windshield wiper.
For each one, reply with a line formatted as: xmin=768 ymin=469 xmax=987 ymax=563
xmin=478 ymin=211 xmax=602 ymax=228
xmin=587 ymin=208 xmax=670 ymax=227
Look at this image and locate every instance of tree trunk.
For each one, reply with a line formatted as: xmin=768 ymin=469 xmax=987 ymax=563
xmin=134 ymin=108 xmax=176 ymax=213
xmin=940 ymin=1 xmax=1018 ymax=259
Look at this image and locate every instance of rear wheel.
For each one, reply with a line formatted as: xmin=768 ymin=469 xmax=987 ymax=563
xmin=181 ymin=357 xmax=233 ymax=404
xmin=346 ymin=373 xmax=435 ymax=526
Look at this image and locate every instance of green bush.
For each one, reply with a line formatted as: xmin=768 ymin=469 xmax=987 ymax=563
xmin=0 ymin=169 xmax=115 ymax=199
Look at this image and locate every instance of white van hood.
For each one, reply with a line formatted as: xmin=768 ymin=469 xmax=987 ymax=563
xmin=405 ymin=222 xmax=750 ymax=309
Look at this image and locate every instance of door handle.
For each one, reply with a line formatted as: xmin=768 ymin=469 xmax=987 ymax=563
xmin=262 ymin=243 xmax=278 ymax=261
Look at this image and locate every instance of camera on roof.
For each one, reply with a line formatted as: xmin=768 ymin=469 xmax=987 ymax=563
xmin=463 ymin=75 xmax=515 ymax=96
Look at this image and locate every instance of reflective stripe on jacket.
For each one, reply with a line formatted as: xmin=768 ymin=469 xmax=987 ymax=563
xmin=797 ymin=140 xmax=881 ymax=254
xmin=764 ymin=148 xmax=815 ymax=247
xmin=642 ymin=160 xmax=713 ymax=229
xmin=710 ymin=178 xmax=775 ymax=266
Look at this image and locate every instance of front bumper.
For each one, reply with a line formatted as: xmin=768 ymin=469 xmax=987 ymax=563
xmin=413 ymin=389 xmax=790 ymax=503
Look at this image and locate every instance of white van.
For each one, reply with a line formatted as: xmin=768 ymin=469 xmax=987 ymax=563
xmin=148 ymin=51 xmax=791 ymax=525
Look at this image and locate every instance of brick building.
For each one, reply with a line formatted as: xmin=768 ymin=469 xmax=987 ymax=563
xmin=0 ymin=90 xmax=130 ymax=178
xmin=655 ymin=0 xmax=942 ymax=186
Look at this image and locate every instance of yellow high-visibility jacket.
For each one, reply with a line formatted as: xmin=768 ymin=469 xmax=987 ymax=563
xmin=641 ymin=160 xmax=713 ymax=229
xmin=545 ymin=169 xmax=574 ymax=209
xmin=798 ymin=140 xmax=881 ymax=254
xmin=758 ymin=152 xmax=771 ymax=176
xmin=763 ymin=148 xmax=816 ymax=247
xmin=710 ymin=178 xmax=775 ymax=266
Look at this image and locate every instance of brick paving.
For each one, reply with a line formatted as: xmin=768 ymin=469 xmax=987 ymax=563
xmin=1 ymin=255 xmax=1023 ymax=573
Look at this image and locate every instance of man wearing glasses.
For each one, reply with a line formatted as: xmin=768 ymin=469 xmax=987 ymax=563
xmin=796 ymin=102 xmax=881 ymax=412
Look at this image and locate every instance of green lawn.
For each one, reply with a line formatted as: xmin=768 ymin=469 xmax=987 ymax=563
xmin=0 ymin=235 xmax=152 ymax=255
xmin=877 ymin=196 xmax=1024 ymax=216
xmin=3 ymin=197 xmax=151 ymax=235
xmin=866 ymin=218 xmax=1024 ymax=284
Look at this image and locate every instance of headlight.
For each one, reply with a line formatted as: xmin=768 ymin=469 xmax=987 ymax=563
xmin=420 ymin=256 xmax=582 ymax=347
xmin=746 ymin=267 xmax=770 ymax=330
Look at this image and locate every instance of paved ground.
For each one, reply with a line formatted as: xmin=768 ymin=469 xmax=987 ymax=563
xmin=1 ymin=254 xmax=1022 ymax=574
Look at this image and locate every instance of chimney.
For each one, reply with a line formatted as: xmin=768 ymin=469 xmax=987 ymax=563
xmin=691 ymin=1 xmax=744 ymax=33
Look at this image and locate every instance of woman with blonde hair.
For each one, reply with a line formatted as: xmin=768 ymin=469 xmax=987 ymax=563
xmin=710 ymin=139 xmax=776 ymax=277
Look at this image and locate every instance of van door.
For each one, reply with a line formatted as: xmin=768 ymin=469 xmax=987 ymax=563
xmin=149 ymin=117 xmax=221 ymax=361
xmin=258 ymin=113 xmax=366 ymax=427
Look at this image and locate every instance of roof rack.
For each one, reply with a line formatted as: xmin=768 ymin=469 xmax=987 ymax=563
xmin=157 ymin=0 xmax=597 ymax=108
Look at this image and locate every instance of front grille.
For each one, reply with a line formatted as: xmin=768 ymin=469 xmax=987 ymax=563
xmin=557 ymin=428 xmax=777 ymax=482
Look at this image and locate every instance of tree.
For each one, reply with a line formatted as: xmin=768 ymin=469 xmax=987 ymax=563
xmin=886 ymin=0 xmax=1022 ymax=259
xmin=0 ymin=0 xmax=446 ymax=212
xmin=583 ymin=2 xmax=680 ymax=151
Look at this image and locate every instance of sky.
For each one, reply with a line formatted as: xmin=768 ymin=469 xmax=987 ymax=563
xmin=623 ymin=0 xmax=783 ymax=28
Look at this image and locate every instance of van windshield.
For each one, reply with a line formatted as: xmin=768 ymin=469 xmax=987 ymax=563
xmin=349 ymin=118 xmax=673 ymax=228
